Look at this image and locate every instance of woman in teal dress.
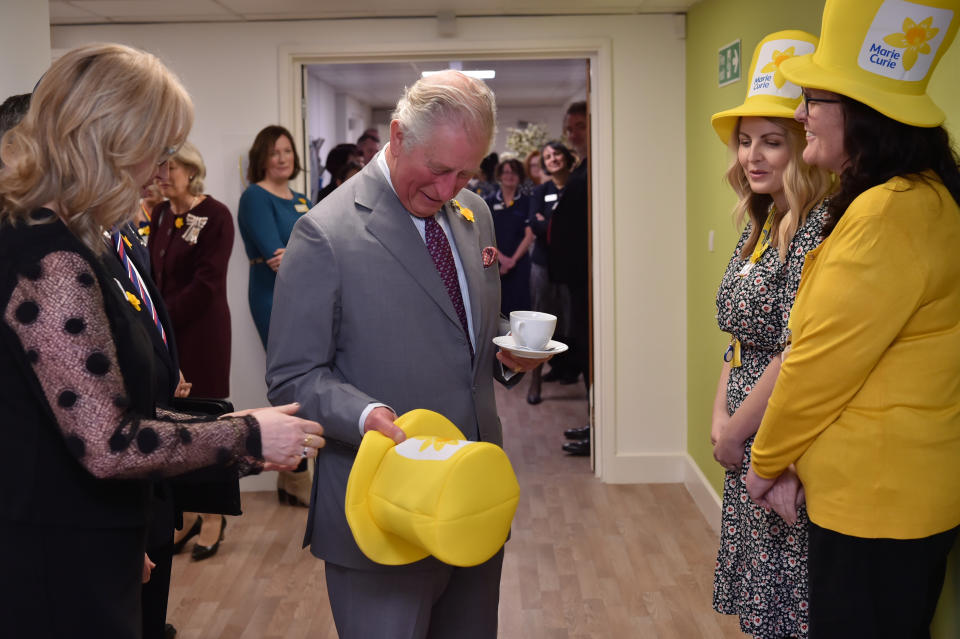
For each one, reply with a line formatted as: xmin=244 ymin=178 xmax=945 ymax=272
xmin=238 ymin=125 xmax=311 ymax=348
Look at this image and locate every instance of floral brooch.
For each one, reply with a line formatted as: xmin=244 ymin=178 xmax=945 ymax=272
xmin=181 ymin=214 xmax=208 ymax=245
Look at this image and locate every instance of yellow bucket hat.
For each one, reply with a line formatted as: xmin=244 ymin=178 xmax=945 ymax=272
xmin=712 ymin=30 xmax=819 ymax=144
xmin=344 ymin=409 xmax=520 ymax=567
xmin=780 ymin=0 xmax=960 ymax=127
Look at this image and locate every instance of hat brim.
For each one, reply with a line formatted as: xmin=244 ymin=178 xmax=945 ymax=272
xmin=780 ymin=54 xmax=945 ymax=127
xmin=711 ymin=102 xmax=801 ymax=145
xmin=344 ymin=409 xmax=467 ymax=566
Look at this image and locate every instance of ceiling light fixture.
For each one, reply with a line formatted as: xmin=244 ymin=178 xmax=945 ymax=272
xmin=421 ymin=69 xmax=495 ymax=80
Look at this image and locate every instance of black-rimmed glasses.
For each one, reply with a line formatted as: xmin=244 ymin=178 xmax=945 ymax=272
xmin=801 ymin=91 xmax=841 ymax=116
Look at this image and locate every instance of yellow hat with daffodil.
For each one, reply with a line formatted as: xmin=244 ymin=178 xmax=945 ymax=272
xmin=344 ymin=409 xmax=520 ymax=567
xmin=781 ymin=0 xmax=960 ymax=127
xmin=712 ymin=30 xmax=819 ymax=144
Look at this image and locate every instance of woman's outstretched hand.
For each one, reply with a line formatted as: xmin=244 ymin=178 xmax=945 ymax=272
xmin=225 ymin=402 xmax=324 ymax=470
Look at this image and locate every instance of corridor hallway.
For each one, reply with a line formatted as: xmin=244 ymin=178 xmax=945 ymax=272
xmin=167 ymin=374 xmax=742 ymax=637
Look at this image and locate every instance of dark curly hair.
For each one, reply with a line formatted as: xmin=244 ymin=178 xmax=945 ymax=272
xmin=826 ymin=97 xmax=960 ymax=236
xmin=495 ymin=158 xmax=525 ymax=183
xmin=539 ymin=140 xmax=575 ymax=174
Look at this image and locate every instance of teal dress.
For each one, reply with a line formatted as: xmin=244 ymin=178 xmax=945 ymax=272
xmin=237 ymin=184 xmax=311 ymax=346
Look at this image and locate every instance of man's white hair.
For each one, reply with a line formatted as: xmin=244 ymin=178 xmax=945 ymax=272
xmin=391 ymin=70 xmax=497 ymax=151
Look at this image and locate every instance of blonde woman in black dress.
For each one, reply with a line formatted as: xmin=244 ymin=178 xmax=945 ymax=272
xmin=708 ymin=31 xmax=832 ymax=638
xmin=0 ymin=43 xmax=324 ymax=638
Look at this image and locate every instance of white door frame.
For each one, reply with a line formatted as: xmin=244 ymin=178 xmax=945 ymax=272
xmin=277 ymin=37 xmax=615 ymax=480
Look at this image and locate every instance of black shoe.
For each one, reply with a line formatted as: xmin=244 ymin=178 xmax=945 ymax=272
xmin=171 ymin=515 xmax=202 ymax=555
xmin=191 ymin=517 xmax=226 ymax=561
xmin=564 ymin=425 xmax=590 ymax=440
xmin=164 ymin=624 xmax=177 ymax=639
xmin=562 ymin=440 xmax=590 ymax=456
xmin=526 ymin=391 xmax=542 ymax=405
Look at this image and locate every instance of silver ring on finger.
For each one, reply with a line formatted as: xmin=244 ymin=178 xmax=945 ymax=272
xmin=302 ymin=447 xmax=308 ymax=458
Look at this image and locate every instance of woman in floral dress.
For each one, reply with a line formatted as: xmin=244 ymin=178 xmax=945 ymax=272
xmin=707 ymin=31 xmax=833 ymax=639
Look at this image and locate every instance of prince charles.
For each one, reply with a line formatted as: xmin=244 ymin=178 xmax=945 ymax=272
xmin=266 ymin=71 xmax=547 ymax=638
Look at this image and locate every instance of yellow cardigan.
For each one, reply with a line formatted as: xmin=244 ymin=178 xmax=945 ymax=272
xmin=751 ymin=174 xmax=960 ymax=539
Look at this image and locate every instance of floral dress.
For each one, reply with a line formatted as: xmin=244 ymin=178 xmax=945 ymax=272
xmin=712 ymin=203 xmax=827 ymax=639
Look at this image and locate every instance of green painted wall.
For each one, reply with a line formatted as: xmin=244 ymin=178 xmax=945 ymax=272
xmin=927 ymin=34 xmax=960 ymax=639
xmin=685 ymin=0 xmax=825 ymax=497
xmin=685 ymin=1 xmax=960 ymax=635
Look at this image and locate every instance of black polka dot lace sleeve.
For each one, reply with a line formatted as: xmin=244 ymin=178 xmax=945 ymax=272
xmin=3 ymin=250 xmax=262 ymax=480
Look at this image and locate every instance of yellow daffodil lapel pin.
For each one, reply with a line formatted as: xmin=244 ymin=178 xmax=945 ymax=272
xmin=124 ymin=291 xmax=142 ymax=312
xmin=451 ymin=199 xmax=474 ymax=223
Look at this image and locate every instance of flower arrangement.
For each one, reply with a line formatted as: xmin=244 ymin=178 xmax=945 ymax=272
xmin=504 ymin=122 xmax=550 ymax=158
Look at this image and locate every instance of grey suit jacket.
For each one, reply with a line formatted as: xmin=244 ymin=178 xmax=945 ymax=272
xmin=266 ymin=159 xmax=510 ymax=570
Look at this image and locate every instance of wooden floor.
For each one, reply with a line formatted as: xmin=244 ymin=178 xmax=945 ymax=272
xmin=167 ymin=374 xmax=745 ymax=638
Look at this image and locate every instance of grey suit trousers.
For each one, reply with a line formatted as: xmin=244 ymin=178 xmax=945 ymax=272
xmin=325 ymin=550 xmax=504 ymax=639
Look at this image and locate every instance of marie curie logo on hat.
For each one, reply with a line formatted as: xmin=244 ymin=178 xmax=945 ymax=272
xmin=394 ymin=437 xmax=471 ymax=460
xmin=345 ymin=409 xmax=520 ymax=568
xmin=858 ymin=0 xmax=954 ymax=80
xmin=748 ymin=38 xmax=817 ymax=98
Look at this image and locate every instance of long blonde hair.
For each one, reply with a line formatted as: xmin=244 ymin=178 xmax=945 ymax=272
xmin=725 ymin=117 xmax=833 ymax=261
xmin=0 ymin=43 xmax=193 ymax=252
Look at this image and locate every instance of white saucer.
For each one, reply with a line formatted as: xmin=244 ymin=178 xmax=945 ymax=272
xmin=492 ymin=335 xmax=569 ymax=359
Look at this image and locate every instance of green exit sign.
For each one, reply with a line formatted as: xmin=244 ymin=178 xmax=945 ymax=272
xmin=718 ymin=39 xmax=742 ymax=87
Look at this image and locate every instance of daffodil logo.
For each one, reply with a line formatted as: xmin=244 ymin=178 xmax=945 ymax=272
xmin=394 ymin=436 xmax=472 ymax=461
xmin=760 ymin=46 xmax=796 ymax=89
xmin=419 ymin=437 xmax=460 ymax=452
xmin=883 ymin=16 xmax=938 ymax=70
xmin=747 ymin=37 xmax=814 ymax=98
xmin=858 ymin=1 xmax=952 ymax=81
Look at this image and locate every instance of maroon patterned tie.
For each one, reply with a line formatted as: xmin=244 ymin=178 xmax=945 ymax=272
xmin=424 ymin=215 xmax=474 ymax=359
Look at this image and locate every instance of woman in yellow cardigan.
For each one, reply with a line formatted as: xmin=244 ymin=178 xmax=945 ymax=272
xmin=709 ymin=30 xmax=830 ymax=639
xmin=746 ymin=1 xmax=960 ymax=637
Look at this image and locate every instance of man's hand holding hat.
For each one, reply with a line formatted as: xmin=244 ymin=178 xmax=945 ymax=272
xmin=364 ymin=406 xmax=406 ymax=444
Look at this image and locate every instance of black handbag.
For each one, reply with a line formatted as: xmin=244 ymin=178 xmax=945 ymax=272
xmin=167 ymin=397 xmax=243 ymax=516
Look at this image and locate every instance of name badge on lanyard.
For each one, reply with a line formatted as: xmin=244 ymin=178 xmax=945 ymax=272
xmin=493 ymin=203 xmax=504 ymax=211
xmin=544 ymin=193 xmax=558 ymax=203
xmin=739 ymin=209 xmax=776 ymax=278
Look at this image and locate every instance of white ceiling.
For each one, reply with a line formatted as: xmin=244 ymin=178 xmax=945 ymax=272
xmin=49 ymin=0 xmax=698 ymax=24
xmin=309 ymin=59 xmax=588 ymax=109
xmin=48 ymin=0 xmax=694 ymax=110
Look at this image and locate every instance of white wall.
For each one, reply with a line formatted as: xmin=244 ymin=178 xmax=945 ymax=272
xmin=371 ymin=107 xmax=393 ymax=125
xmin=0 ymin=0 xmax=50 ymax=98
xmin=305 ymin=72 xmax=336 ymax=197
xmin=335 ymin=93 xmax=371 ymax=147
xmin=51 ymin=13 xmax=688 ymax=486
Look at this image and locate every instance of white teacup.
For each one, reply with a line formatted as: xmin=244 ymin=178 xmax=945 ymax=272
xmin=509 ymin=311 xmax=557 ymax=351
